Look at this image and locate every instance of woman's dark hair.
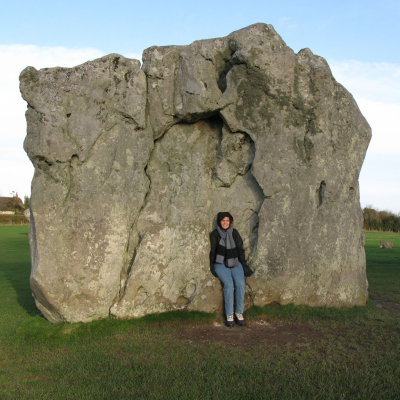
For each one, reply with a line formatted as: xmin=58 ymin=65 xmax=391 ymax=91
xmin=217 ymin=212 xmax=233 ymax=228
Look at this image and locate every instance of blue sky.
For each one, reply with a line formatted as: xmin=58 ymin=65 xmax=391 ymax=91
xmin=2 ymin=1 xmax=400 ymax=62
xmin=1 ymin=0 xmax=399 ymax=213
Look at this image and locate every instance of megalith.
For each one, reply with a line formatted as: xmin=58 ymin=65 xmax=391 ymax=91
xmin=20 ymin=24 xmax=371 ymax=323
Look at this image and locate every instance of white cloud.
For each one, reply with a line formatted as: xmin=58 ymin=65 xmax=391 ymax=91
xmin=357 ymin=99 xmax=400 ymax=156
xmin=330 ymin=60 xmax=400 ymax=104
xmin=331 ymin=60 xmax=400 ymax=148
xmin=0 ymin=45 xmax=142 ymax=198
xmin=124 ymin=52 xmax=142 ymax=61
xmin=0 ymin=146 xmax=33 ymax=199
xmin=330 ymin=60 xmax=400 ymax=213
xmin=359 ymin=152 xmax=400 ymax=214
xmin=330 ymin=60 xmax=400 ymax=157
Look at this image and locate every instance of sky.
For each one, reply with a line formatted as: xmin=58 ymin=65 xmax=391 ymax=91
xmin=1 ymin=0 xmax=399 ymax=213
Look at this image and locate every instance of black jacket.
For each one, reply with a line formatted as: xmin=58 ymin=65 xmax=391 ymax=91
xmin=209 ymin=228 xmax=253 ymax=277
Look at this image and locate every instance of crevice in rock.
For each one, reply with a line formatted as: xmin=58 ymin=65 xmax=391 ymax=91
xmin=114 ymin=109 xmax=140 ymax=127
xmin=218 ymin=108 xmax=268 ymax=259
xmin=177 ymin=282 xmax=197 ymax=308
xmin=303 ymin=135 xmax=314 ymax=165
xmin=36 ymin=155 xmax=53 ymax=167
xmin=245 ymin=173 xmax=265 ymax=256
xmin=110 ymin=160 xmax=153 ymax=309
xmin=110 ymin=214 xmax=146 ymax=311
xmin=70 ymin=153 xmax=80 ymax=164
xmin=217 ymin=60 xmax=234 ymax=93
xmin=114 ymin=232 xmax=144 ymax=307
xmin=214 ymin=46 xmax=243 ymax=94
xmin=61 ymin=154 xmax=82 ymax=206
xmin=318 ymin=180 xmax=326 ymax=207
xmin=216 ymin=116 xmax=265 ymax=261
xmin=33 ymin=155 xmax=68 ymax=185
xmin=178 ymin=109 xmax=223 ymax=125
xmin=112 ymin=56 xmax=120 ymax=71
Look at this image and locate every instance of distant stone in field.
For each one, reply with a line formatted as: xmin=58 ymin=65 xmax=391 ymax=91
xmin=379 ymin=241 xmax=393 ymax=248
xmin=20 ymin=23 xmax=371 ymax=323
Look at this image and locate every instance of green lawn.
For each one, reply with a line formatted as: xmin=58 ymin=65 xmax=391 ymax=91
xmin=365 ymin=231 xmax=400 ymax=302
xmin=0 ymin=226 xmax=399 ymax=399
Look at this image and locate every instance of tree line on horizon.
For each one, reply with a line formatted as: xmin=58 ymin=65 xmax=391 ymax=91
xmin=363 ymin=207 xmax=400 ymax=232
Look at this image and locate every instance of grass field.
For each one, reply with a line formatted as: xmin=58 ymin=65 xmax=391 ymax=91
xmin=0 ymin=226 xmax=399 ymax=399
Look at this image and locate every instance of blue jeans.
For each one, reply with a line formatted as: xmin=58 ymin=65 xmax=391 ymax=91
xmin=214 ymin=263 xmax=245 ymax=316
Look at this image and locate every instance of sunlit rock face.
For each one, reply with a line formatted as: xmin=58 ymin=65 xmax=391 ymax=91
xmin=20 ymin=23 xmax=371 ymax=323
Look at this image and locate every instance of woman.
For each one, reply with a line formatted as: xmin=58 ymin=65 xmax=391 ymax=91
xmin=209 ymin=212 xmax=253 ymax=327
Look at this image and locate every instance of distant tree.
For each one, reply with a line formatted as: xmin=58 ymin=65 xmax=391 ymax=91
xmin=363 ymin=207 xmax=379 ymax=230
xmin=6 ymin=197 xmax=24 ymax=213
xmin=5 ymin=192 xmax=25 ymax=214
xmin=363 ymin=206 xmax=400 ymax=232
xmin=23 ymin=196 xmax=30 ymax=209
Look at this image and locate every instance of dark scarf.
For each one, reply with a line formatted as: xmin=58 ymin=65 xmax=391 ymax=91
xmin=216 ymin=226 xmax=239 ymax=267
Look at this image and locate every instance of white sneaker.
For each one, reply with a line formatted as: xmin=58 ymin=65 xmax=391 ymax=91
xmin=235 ymin=312 xmax=246 ymax=326
xmin=225 ymin=314 xmax=234 ymax=327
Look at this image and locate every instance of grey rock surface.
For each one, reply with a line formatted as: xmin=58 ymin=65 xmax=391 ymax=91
xmin=20 ymin=23 xmax=371 ymax=323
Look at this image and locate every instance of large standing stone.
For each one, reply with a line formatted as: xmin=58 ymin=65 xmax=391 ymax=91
xmin=20 ymin=24 xmax=371 ymax=323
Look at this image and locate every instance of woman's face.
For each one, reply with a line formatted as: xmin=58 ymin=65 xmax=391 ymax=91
xmin=220 ymin=217 xmax=230 ymax=230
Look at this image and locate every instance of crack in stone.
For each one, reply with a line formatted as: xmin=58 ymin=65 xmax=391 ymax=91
xmin=318 ymin=180 xmax=326 ymax=207
xmin=217 ymin=59 xmax=235 ymax=93
xmin=114 ymin=109 xmax=141 ymax=126
xmin=110 ymin=149 xmax=153 ymax=311
xmin=112 ymin=232 xmax=143 ymax=308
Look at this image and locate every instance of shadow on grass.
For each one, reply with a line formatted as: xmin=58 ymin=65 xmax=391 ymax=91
xmin=0 ymin=226 xmax=39 ymax=319
xmin=13 ymin=300 xmax=388 ymax=347
xmin=3 ymin=258 xmax=40 ymax=318
xmin=14 ymin=309 xmax=216 ymax=344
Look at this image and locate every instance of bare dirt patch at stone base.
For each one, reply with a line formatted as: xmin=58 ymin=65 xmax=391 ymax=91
xmin=172 ymin=319 xmax=323 ymax=350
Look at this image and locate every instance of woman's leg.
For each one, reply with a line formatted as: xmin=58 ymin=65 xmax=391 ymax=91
xmin=214 ymin=263 xmax=234 ymax=316
xmin=231 ymin=263 xmax=245 ymax=314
